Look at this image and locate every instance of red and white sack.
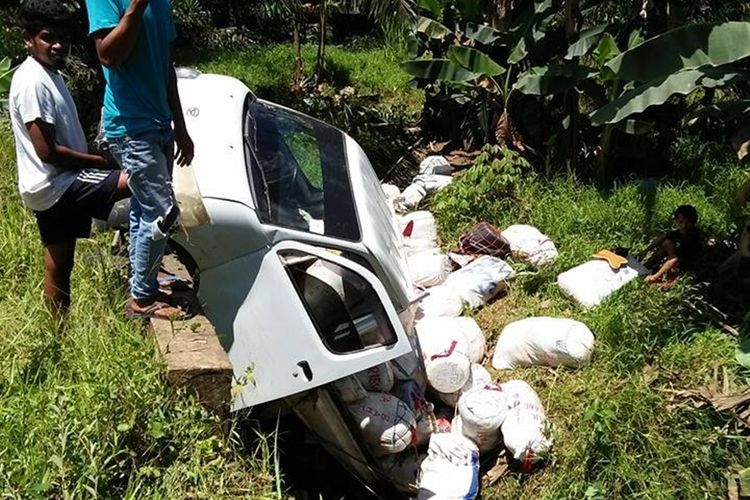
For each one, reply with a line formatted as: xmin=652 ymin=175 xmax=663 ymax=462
xmin=401 ymin=211 xmax=438 ymax=254
xmin=331 ymin=375 xmax=368 ymax=403
xmin=407 ymin=249 xmax=452 ymax=288
xmin=380 ymin=452 xmax=426 ymax=492
xmin=502 ymin=224 xmax=558 ymax=268
xmin=417 ymin=285 xmax=464 ymax=318
xmin=500 ymin=380 xmax=552 ymax=467
xmin=419 ymin=155 xmax=453 ymax=176
xmin=355 ymin=362 xmax=395 ymax=392
xmin=492 ymin=317 xmax=595 ymax=369
xmin=347 ymin=392 xmax=417 ymax=456
xmin=396 ymin=380 xmax=435 ymax=446
xmin=443 ymin=256 xmax=515 ymax=309
xmin=416 ymin=319 xmax=471 ymax=393
xmin=396 ymin=183 xmax=427 ymax=213
xmin=416 ymin=432 xmax=480 ymax=500
xmin=436 ymin=363 xmax=492 ymax=407
xmin=456 ymin=384 xmax=509 ymax=453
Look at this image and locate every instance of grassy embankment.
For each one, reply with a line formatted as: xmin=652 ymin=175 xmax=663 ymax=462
xmin=2 ymin=41 xmax=749 ymax=498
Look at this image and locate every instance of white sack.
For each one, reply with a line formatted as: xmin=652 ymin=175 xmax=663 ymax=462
xmin=502 ymin=224 xmax=558 ymax=268
xmin=557 ymin=255 xmax=649 ymax=308
xmin=417 ymin=285 xmax=464 ymax=318
xmin=436 ymin=363 xmax=493 ymax=407
xmin=455 ymin=317 xmax=486 ymax=363
xmin=413 ymin=173 xmax=453 ymax=194
xmin=407 ymin=250 xmax=452 ymax=288
xmin=401 ymin=211 xmax=438 ymax=254
xmin=380 ymin=452 xmax=426 ymax=492
xmin=347 ymin=392 xmax=417 ymax=456
xmin=456 ymin=384 xmax=508 ymax=453
xmin=331 ymin=375 xmax=368 ymax=403
xmin=416 ymin=320 xmax=471 ymax=393
xmin=419 ymin=155 xmax=453 ymax=176
xmin=417 ymin=432 xmax=479 ymax=500
xmin=443 ymin=256 xmax=515 ymax=309
xmin=397 ymin=183 xmax=427 ymax=213
xmin=500 ymin=380 xmax=552 ymax=465
xmin=396 ymin=380 xmax=435 ymax=446
xmin=492 ymin=317 xmax=594 ymax=369
xmin=355 ymin=363 xmax=395 ymax=392
xmin=381 ymin=183 xmax=401 ymax=208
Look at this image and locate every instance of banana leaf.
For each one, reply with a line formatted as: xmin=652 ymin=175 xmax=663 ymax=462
xmin=508 ymin=0 xmax=557 ymax=64
xmin=465 ymin=22 xmax=504 ymax=46
xmin=0 ymin=57 xmax=14 ymax=95
xmin=514 ymin=64 xmax=593 ymax=95
xmin=605 ymin=21 xmax=750 ymax=83
xmin=686 ymin=99 xmax=750 ymax=125
xmin=448 ymin=46 xmax=505 ymax=76
xmin=591 ymin=65 xmax=748 ymax=126
xmin=593 ymin=33 xmax=620 ymax=66
xmin=565 ymin=25 xmax=608 ymax=59
xmin=403 ymin=58 xmax=479 ymax=83
xmin=417 ymin=0 xmax=443 ymax=19
xmin=416 ymin=16 xmax=451 ymax=40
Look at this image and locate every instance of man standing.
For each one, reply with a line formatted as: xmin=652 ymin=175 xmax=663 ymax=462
xmin=86 ymin=0 xmax=193 ymax=318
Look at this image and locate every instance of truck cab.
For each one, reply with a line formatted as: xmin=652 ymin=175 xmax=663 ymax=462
xmin=170 ymin=70 xmax=424 ymax=492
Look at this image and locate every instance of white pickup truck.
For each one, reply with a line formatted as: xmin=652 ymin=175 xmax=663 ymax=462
xmin=169 ymin=69 xmax=426 ymax=494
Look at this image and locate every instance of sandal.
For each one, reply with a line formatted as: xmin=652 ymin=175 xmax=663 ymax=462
xmin=126 ymin=298 xmax=187 ymax=320
xmin=157 ymin=272 xmax=191 ymax=291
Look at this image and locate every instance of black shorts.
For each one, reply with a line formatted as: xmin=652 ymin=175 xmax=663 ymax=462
xmin=34 ymin=169 xmax=121 ymax=247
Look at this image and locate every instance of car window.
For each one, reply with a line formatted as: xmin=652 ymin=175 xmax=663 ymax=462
xmin=245 ymin=100 xmax=359 ymax=240
xmin=280 ymin=250 xmax=397 ymax=354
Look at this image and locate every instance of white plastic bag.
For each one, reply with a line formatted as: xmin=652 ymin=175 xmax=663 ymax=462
xmin=417 ymin=285 xmax=464 ymax=318
xmin=413 ymin=173 xmax=453 ymax=194
xmin=492 ymin=317 xmax=594 ymax=369
xmin=416 ymin=320 xmax=471 ymax=394
xmin=500 ymin=380 xmax=552 ymax=467
xmin=557 ymin=256 xmax=649 ymax=308
xmin=419 ymin=155 xmax=453 ymax=176
xmin=417 ymin=432 xmax=480 ymax=500
xmin=502 ymin=224 xmax=558 ymax=268
xmin=346 ymin=392 xmax=417 ymax=456
xmin=436 ymin=363 xmax=493 ymax=407
xmin=407 ymin=250 xmax=452 ymax=288
xmin=443 ymin=256 xmax=515 ymax=309
xmin=456 ymin=384 xmax=508 ymax=453
xmin=355 ymin=362 xmax=395 ymax=392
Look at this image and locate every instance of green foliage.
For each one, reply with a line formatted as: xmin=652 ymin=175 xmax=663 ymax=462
xmin=431 ymin=145 xmax=531 ymax=241
xmin=0 ymin=123 xmax=276 ymax=498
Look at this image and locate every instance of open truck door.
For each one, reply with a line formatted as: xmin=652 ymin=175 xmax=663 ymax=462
xmin=198 ymin=240 xmax=413 ymax=410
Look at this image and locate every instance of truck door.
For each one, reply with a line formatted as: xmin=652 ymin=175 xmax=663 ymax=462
xmin=199 ymin=240 xmax=413 ymax=410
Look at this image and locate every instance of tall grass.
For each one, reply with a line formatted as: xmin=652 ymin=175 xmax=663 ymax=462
xmin=0 ymin=123 xmax=276 ymax=497
xmin=432 ymin=149 xmax=750 ymax=498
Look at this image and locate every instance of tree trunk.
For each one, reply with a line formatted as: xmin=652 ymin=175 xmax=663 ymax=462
xmin=292 ymin=18 xmax=303 ymax=90
xmin=315 ymin=0 xmax=327 ymax=84
xmin=562 ymin=0 xmax=581 ymax=175
xmin=596 ymin=125 xmax=616 ymax=191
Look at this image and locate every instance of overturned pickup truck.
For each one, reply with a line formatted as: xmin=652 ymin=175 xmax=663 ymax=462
xmin=169 ymin=69 xmax=426 ymax=494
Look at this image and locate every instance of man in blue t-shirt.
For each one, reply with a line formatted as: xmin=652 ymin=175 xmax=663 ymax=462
xmin=86 ymin=0 xmax=193 ymax=318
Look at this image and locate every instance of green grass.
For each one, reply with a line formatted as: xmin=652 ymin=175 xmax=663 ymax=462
xmin=0 ymin=124 xmax=277 ymax=498
xmin=180 ymin=43 xmax=423 ymax=117
xmin=431 ymin=151 xmax=750 ymax=498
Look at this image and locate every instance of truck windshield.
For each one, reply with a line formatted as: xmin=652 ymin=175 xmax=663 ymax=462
xmin=244 ymin=99 xmax=360 ymax=241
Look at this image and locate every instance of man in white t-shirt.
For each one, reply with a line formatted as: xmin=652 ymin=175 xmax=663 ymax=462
xmin=9 ymin=0 xmax=129 ymax=312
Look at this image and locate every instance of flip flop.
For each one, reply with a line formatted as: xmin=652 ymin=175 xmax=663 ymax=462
xmin=126 ymin=300 xmax=188 ymax=320
xmin=157 ymin=272 xmax=191 ymax=291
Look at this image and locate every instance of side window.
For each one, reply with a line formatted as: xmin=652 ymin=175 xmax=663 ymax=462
xmin=280 ymin=250 xmax=397 ymax=354
xmin=247 ymin=101 xmax=360 ymax=241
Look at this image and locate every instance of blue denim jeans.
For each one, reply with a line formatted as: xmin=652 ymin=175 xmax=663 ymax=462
xmin=108 ymin=129 xmax=176 ymax=300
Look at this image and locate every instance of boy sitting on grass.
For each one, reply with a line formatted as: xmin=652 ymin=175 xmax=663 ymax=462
xmin=641 ymin=205 xmax=703 ymax=283
xmin=9 ymin=0 xmax=129 ymax=313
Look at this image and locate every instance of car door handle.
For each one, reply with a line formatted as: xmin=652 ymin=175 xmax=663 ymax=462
xmin=297 ymin=361 xmax=313 ymax=381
